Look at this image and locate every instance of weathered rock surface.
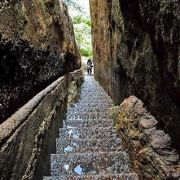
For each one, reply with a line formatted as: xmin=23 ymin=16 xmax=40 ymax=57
xmin=90 ymin=0 xmax=180 ymax=152
xmin=0 ymin=69 xmax=83 ymax=180
xmin=0 ymin=0 xmax=81 ymax=123
xmin=109 ymin=96 xmax=180 ymax=179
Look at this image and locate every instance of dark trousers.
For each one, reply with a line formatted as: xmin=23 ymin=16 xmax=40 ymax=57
xmin=87 ymin=68 xmax=92 ymax=74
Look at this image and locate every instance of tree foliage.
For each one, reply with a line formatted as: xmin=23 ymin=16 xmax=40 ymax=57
xmin=73 ymin=15 xmax=92 ymax=57
xmin=64 ymin=0 xmax=93 ymax=57
xmin=64 ymin=0 xmax=82 ymax=13
xmin=73 ymin=15 xmax=91 ymax=27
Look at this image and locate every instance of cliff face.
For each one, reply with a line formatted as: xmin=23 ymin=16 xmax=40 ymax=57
xmin=0 ymin=0 xmax=81 ymax=123
xmin=90 ymin=0 xmax=180 ymax=152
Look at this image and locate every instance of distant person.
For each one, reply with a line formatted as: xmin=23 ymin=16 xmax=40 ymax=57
xmin=87 ymin=59 xmax=93 ymax=75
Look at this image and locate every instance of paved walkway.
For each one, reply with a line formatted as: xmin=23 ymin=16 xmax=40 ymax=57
xmin=44 ymin=75 xmax=138 ymax=180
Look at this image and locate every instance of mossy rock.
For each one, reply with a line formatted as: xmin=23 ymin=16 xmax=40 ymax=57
xmin=129 ymin=129 xmax=140 ymax=140
xmin=115 ymin=122 xmax=121 ymax=131
xmin=108 ymin=106 xmax=120 ymax=123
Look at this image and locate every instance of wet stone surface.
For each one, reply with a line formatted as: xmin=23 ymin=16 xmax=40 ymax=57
xmin=63 ymin=119 xmax=113 ymax=128
xmin=51 ymin=152 xmax=130 ymax=176
xmin=45 ymin=75 xmax=138 ymax=179
xmin=56 ymin=137 xmax=122 ymax=154
xmin=66 ymin=112 xmax=108 ymax=120
xmin=44 ymin=173 xmax=139 ymax=180
xmin=59 ymin=127 xmax=118 ymax=140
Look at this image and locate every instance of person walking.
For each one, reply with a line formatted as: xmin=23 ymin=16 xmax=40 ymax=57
xmin=87 ymin=59 xmax=93 ymax=75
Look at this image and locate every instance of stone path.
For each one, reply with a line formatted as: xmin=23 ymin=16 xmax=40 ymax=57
xmin=44 ymin=75 xmax=138 ymax=180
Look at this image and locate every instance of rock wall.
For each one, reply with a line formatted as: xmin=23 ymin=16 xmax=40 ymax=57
xmin=0 ymin=69 xmax=83 ymax=180
xmin=0 ymin=0 xmax=81 ymax=123
xmin=90 ymin=0 xmax=180 ymax=152
xmin=109 ymin=96 xmax=180 ymax=179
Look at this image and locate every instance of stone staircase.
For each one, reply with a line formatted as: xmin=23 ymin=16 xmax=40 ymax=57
xmin=44 ymin=75 xmax=138 ymax=180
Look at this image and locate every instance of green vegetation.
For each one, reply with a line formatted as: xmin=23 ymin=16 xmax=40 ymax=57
xmin=64 ymin=0 xmax=82 ymax=12
xmin=64 ymin=0 xmax=93 ymax=57
xmin=73 ymin=15 xmax=92 ymax=57
xmin=73 ymin=15 xmax=91 ymax=26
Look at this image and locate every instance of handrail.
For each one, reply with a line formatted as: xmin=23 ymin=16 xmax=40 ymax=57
xmin=0 ymin=68 xmax=82 ymax=145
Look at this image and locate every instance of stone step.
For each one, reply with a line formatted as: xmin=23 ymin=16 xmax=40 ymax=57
xmin=67 ymin=109 xmax=109 ymax=114
xmin=77 ymin=96 xmax=111 ymax=100
xmin=81 ymin=87 xmax=103 ymax=89
xmin=80 ymin=93 xmax=106 ymax=95
xmin=56 ymin=137 xmax=122 ymax=154
xmin=79 ymin=97 xmax=111 ymax=101
xmin=79 ymin=95 xmax=111 ymax=97
xmin=77 ymin=99 xmax=112 ymax=103
xmin=78 ymin=99 xmax=110 ymax=101
xmin=80 ymin=90 xmax=106 ymax=92
xmin=66 ymin=111 xmax=108 ymax=115
xmin=66 ymin=112 xmax=108 ymax=120
xmin=59 ymin=127 xmax=117 ymax=140
xmin=70 ymin=102 xmax=110 ymax=106
xmin=80 ymin=88 xmax=104 ymax=90
xmin=44 ymin=173 xmax=139 ymax=180
xmin=63 ymin=119 xmax=113 ymax=128
xmin=70 ymin=102 xmax=111 ymax=106
xmin=74 ymin=103 xmax=112 ymax=107
xmin=79 ymin=95 xmax=109 ymax=97
xmin=80 ymin=87 xmax=104 ymax=90
xmin=78 ymin=99 xmax=109 ymax=101
xmin=51 ymin=151 xmax=130 ymax=176
xmin=68 ymin=104 xmax=111 ymax=109
xmin=67 ymin=107 xmax=109 ymax=113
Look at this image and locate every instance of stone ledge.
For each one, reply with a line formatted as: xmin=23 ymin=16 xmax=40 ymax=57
xmin=0 ymin=69 xmax=83 ymax=180
xmin=109 ymin=96 xmax=180 ymax=179
xmin=0 ymin=76 xmax=65 ymax=145
xmin=0 ymin=69 xmax=82 ymax=145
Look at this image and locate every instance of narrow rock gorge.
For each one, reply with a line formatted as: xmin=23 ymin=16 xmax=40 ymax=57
xmin=0 ymin=0 xmax=81 ymax=124
xmin=90 ymin=0 xmax=180 ymax=153
xmin=0 ymin=0 xmax=180 ymax=179
xmin=0 ymin=0 xmax=82 ymax=179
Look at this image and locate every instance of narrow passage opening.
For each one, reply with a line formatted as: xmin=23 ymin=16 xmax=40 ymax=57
xmin=64 ymin=0 xmax=93 ymax=74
